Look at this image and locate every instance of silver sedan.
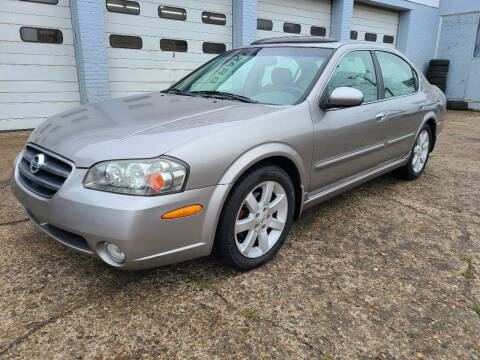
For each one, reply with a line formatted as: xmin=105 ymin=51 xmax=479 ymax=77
xmin=11 ymin=37 xmax=446 ymax=270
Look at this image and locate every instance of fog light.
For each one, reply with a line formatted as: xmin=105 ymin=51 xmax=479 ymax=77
xmin=103 ymin=242 xmax=125 ymax=264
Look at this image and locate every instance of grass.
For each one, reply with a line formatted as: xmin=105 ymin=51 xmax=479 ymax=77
xmin=199 ymin=280 xmax=212 ymax=289
xmin=460 ymin=254 xmax=473 ymax=263
xmin=241 ymin=310 xmax=260 ymax=321
xmin=461 ymin=269 xmax=474 ymax=279
xmin=470 ymin=305 xmax=480 ymax=315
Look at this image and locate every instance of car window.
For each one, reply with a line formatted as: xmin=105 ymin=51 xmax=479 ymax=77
xmin=173 ymin=47 xmax=333 ymax=105
xmin=260 ymin=56 xmax=300 ymax=87
xmin=375 ymin=51 xmax=417 ymax=98
xmin=327 ymin=51 xmax=378 ymax=103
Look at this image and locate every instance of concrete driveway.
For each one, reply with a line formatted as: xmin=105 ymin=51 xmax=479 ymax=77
xmin=0 ymin=111 xmax=479 ymax=359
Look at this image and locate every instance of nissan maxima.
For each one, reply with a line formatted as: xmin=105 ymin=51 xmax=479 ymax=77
xmin=11 ymin=37 xmax=446 ymax=270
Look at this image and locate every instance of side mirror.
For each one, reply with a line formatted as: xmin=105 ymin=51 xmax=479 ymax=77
xmin=321 ymin=87 xmax=364 ymax=109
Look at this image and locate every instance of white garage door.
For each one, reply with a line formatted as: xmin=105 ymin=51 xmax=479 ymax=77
xmin=257 ymin=0 xmax=331 ymax=40
xmin=0 ymin=0 xmax=80 ymax=130
xmin=103 ymin=0 xmax=232 ymax=98
xmin=351 ymin=3 xmax=399 ymax=47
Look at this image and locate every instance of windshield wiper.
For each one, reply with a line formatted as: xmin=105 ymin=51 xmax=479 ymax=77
xmin=190 ymin=91 xmax=258 ymax=103
xmin=162 ymin=88 xmax=199 ymax=97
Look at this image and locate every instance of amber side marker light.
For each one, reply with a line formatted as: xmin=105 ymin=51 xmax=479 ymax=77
xmin=162 ymin=204 xmax=203 ymax=219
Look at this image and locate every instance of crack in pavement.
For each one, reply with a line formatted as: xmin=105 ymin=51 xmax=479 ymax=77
xmin=211 ymin=290 xmax=316 ymax=351
xmin=0 ymin=275 xmax=146 ymax=357
xmin=0 ymin=218 xmax=28 ymax=227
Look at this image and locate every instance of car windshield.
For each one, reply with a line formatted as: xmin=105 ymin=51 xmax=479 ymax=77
xmin=169 ymin=46 xmax=334 ymax=105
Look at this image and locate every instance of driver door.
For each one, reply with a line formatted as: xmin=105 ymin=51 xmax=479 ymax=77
xmin=310 ymin=50 xmax=388 ymax=191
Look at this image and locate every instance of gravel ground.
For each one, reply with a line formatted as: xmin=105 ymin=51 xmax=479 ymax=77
xmin=0 ymin=110 xmax=479 ymax=360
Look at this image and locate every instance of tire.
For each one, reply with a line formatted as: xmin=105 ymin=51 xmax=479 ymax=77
xmin=427 ymin=71 xmax=448 ymax=78
xmin=429 ymin=59 xmax=450 ymax=67
xmin=396 ymin=124 xmax=432 ymax=180
xmin=428 ymin=77 xmax=447 ymax=86
xmin=429 ymin=65 xmax=449 ymax=72
xmin=213 ymin=165 xmax=295 ymax=270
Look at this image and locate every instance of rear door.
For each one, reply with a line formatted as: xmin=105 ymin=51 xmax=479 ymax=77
xmin=373 ymin=51 xmax=427 ymax=160
xmin=310 ymin=50 xmax=387 ymax=191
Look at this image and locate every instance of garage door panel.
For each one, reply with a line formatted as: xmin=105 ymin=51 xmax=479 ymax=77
xmin=0 ymin=24 xmax=74 ymax=45
xmin=0 ymin=0 xmax=80 ymax=130
xmin=0 ymin=102 xmax=81 ymax=120
xmin=137 ymin=0 xmax=233 ymax=15
xmin=108 ymin=68 xmax=190 ymax=83
xmin=0 ymin=64 xmax=78 ymax=82
xmin=0 ymin=53 xmax=77 ymax=66
xmin=0 ymin=41 xmax=75 ymax=57
xmin=105 ymin=13 xmax=232 ymax=35
xmin=0 ymin=2 xmax=71 ymax=18
xmin=105 ymin=23 xmax=231 ymax=43
xmin=104 ymin=0 xmax=232 ymax=98
xmin=352 ymin=4 xmax=399 ymax=47
xmin=258 ymin=2 xmax=330 ymax=23
xmin=257 ymin=0 xmax=331 ymax=39
xmin=0 ymin=92 xmax=80 ymax=103
xmin=107 ymin=57 xmax=205 ymax=70
xmin=0 ymin=81 xmax=80 ymax=94
xmin=0 ymin=118 xmax=46 ymax=131
xmin=0 ymin=11 xmax=74 ymax=30
xmin=109 ymin=81 xmax=173 ymax=93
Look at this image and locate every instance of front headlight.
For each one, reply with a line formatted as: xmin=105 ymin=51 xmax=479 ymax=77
xmin=83 ymin=157 xmax=188 ymax=195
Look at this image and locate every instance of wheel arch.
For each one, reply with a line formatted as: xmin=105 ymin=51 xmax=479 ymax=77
xmin=418 ymin=111 xmax=438 ymax=152
xmin=217 ymin=143 xmax=307 ymax=220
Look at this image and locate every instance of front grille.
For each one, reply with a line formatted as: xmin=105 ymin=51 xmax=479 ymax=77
xmin=17 ymin=145 xmax=72 ymax=198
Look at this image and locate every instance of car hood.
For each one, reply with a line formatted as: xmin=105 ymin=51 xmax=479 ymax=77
xmin=28 ymin=93 xmax=284 ymax=168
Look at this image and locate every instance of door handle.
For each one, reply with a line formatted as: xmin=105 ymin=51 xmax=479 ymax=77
xmin=375 ymin=112 xmax=387 ymax=122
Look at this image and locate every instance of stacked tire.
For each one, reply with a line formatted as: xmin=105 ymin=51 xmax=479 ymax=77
xmin=426 ymin=59 xmax=449 ymax=93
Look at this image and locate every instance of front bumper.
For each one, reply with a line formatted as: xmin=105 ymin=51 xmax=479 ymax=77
xmin=11 ymin=155 xmax=228 ymax=270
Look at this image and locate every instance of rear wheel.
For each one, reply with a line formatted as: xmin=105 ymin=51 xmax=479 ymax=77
xmin=214 ymin=165 xmax=295 ymax=270
xmin=396 ymin=125 xmax=432 ymax=180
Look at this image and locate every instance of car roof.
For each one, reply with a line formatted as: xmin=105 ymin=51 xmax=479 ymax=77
xmin=248 ymin=36 xmax=398 ymax=51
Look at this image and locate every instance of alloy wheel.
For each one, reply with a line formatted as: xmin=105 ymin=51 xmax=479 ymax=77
xmin=234 ymin=181 xmax=288 ymax=258
xmin=412 ymin=129 xmax=430 ymax=173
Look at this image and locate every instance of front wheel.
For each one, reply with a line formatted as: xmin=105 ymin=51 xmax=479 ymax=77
xmin=214 ymin=165 xmax=295 ymax=270
xmin=396 ymin=125 xmax=432 ymax=180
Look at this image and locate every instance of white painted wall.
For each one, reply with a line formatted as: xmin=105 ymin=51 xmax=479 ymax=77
xmin=103 ymin=0 xmax=233 ymax=99
xmin=408 ymin=0 xmax=439 ymax=8
xmin=0 ymin=0 xmax=80 ymax=130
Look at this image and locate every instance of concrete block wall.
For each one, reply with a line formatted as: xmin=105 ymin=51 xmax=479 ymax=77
xmin=70 ymin=0 xmax=110 ymax=104
xmin=233 ymin=0 xmax=257 ymax=47
xmin=331 ymin=0 xmax=354 ymax=41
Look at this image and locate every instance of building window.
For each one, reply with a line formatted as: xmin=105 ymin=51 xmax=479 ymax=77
xmin=19 ymin=0 xmax=58 ymax=4
xmin=20 ymin=27 xmax=63 ymax=44
xmin=110 ymin=34 xmax=142 ymax=49
xmin=365 ymin=33 xmax=377 ymax=42
xmin=350 ymin=31 xmax=358 ymax=40
xmin=106 ymin=0 xmax=140 ymax=15
xmin=383 ymin=35 xmax=394 ymax=44
xmin=257 ymin=19 xmax=273 ymax=31
xmin=474 ymin=20 xmax=480 ymax=57
xmin=310 ymin=26 xmax=326 ymax=37
xmin=158 ymin=6 xmax=186 ymax=21
xmin=203 ymin=42 xmax=226 ymax=54
xmin=161 ymin=39 xmax=188 ymax=52
xmin=202 ymin=11 xmax=226 ymax=25
xmin=283 ymin=22 xmax=301 ymax=34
